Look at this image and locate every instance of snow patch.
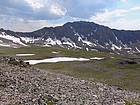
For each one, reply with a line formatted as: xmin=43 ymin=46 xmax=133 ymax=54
xmin=98 ymin=44 xmax=105 ymax=48
xmin=111 ymin=44 xmax=122 ymax=51
xmin=124 ymin=47 xmax=132 ymax=50
xmin=0 ymin=43 xmax=10 ymax=47
xmin=62 ymin=42 xmax=73 ymax=47
xmin=112 ymin=32 xmax=118 ymax=41
xmin=82 ymin=40 xmax=92 ymax=45
xmin=45 ymin=37 xmax=81 ymax=49
xmin=45 ymin=38 xmax=62 ymax=46
xmin=52 ymin=51 xmax=60 ymax=54
xmin=16 ymin=54 xmax=35 ymax=56
xmin=78 ymin=36 xmax=82 ymax=41
xmin=105 ymin=43 xmax=109 ymax=46
xmin=0 ymin=32 xmax=27 ymax=46
xmin=24 ymin=57 xmax=90 ymax=65
xmin=90 ymin=57 xmax=104 ymax=60
xmin=20 ymin=37 xmax=42 ymax=43
xmin=91 ymin=32 xmax=93 ymax=35
xmin=135 ymin=47 xmax=140 ymax=52
xmin=61 ymin=37 xmax=71 ymax=42
xmin=43 ymin=44 xmax=51 ymax=47
xmin=61 ymin=37 xmax=81 ymax=49
xmin=86 ymin=48 xmax=89 ymax=51
xmin=94 ymin=28 xmax=97 ymax=33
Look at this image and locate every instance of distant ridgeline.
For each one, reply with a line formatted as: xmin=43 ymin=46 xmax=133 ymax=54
xmin=0 ymin=21 xmax=140 ymax=55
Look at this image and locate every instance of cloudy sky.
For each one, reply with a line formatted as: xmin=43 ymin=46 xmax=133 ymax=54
xmin=0 ymin=0 xmax=140 ymax=32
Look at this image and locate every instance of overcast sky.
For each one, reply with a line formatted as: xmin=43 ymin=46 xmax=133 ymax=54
xmin=0 ymin=0 xmax=140 ymax=32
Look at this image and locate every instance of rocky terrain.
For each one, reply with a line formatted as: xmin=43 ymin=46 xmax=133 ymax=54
xmin=0 ymin=56 xmax=140 ymax=105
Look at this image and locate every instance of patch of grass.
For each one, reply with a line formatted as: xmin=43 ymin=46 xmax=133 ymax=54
xmin=0 ymin=46 xmax=116 ymax=59
xmin=120 ymin=64 xmax=140 ymax=69
xmin=14 ymin=101 xmax=22 ymax=105
xmin=125 ymin=101 xmax=133 ymax=105
xmin=125 ymin=100 xmax=140 ymax=105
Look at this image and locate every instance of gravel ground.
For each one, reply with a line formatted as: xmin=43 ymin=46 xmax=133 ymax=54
xmin=0 ymin=56 xmax=140 ymax=105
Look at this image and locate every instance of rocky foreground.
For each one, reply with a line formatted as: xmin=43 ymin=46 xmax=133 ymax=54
xmin=0 ymin=56 xmax=140 ymax=105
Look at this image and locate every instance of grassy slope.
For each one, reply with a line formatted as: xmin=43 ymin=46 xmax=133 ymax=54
xmin=0 ymin=46 xmax=140 ymax=91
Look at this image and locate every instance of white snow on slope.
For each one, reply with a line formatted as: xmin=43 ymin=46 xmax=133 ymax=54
xmin=45 ymin=37 xmax=81 ymax=49
xmin=24 ymin=57 xmax=106 ymax=65
xmin=20 ymin=37 xmax=42 ymax=43
xmin=52 ymin=51 xmax=60 ymax=54
xmin=90 ymin=57 xmax=104 ymax=60
xmin=86 ymin=48 xmax=89 ymax=51
xmin=61 ymin=37 xmax=76 ymax=47
xmin=76 ymin=33 xmax=96 ymax=47
xmin=135 ymin=47 xmax=140 ymax=52
xmin=61 ymin=37 xmax=74 ymax=47
xmin=0 ymin=32 xmax=27 ymax=46
xmin=112 ymin=32 xmax=118 ymax=41
xmin=124 ymin=47 xmax=132 ymax=50
xmin=75 ymin=33 xmax=82 ymax=42
xmin=61 ymin=37 xmax=72 ymax=42
xmin=111 ymin=44 xmax=122 ymax=51
xmin=0 ymin=43 xmax=10 ymax=47
xmin=82 ymin=40 xmax=96 ymax=46
xmin=24 ymin=57 xmax=90 ymax=65
xmin=105 ymin=43 xmax=109 ymax=46
xmin=123 ymin=44 xmax=132 ymax=50
xmin=78 ymin=36 xmax=82 ymax=41
xmin=62 ymin=42 xmax=73 ymax=47
xmin=16 ymin=54 xmax=35 ymax=56
xmin=54 ymin=38 xmax=62 ymax=45
xmin=46 ymin=38 xmax=62 ymax=45
xmin=94 ymin=28 xmax=97 ymax=33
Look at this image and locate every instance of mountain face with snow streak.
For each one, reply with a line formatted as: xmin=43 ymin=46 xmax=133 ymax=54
xmin=0 ymin=21 xmax=140 ymax=55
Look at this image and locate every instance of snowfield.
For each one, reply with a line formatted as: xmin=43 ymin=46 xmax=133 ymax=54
xmin=16 ymin=54 xmax=35 ymax=56
xmin=90 ymin=57 xmax=104 ymax=60
xmin=24 ymin=57 xmax=105 ymax=65
xmin=24 ymin=57 xmax=90 ymax=65
xmin=0 ymin=32 xmax=27 ymax=46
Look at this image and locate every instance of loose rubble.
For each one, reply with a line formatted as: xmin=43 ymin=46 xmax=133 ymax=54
xmin=0 ymin=56 xmax=140 ymax=105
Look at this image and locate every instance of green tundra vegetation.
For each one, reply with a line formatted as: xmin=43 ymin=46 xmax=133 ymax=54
xmin=0 ymin=46 xmax=140 ymax=91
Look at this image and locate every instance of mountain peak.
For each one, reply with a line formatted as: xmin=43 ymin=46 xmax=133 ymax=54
xmin=63 ymin=21 xmax=97 ymax=26
xmin=0 ymin=21 xmax=140 ymax=55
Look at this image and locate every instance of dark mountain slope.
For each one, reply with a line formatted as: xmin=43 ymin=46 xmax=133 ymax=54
xmin=0 ymin=21 xmax=140 ymax=55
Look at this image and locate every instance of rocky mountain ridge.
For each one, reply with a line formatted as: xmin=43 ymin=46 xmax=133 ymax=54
xmin=0 ymin=21 xmax=140 ymax=55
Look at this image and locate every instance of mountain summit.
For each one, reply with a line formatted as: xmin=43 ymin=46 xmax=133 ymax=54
xmin=0 ymin=21 xmax=140 ymax=55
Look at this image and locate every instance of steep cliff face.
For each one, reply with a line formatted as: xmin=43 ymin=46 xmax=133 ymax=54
xmin=0 ymin=21 xmax=140 ymax=55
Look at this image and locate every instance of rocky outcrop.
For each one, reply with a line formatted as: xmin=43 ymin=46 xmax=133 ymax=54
xmin=0 ymin=56 xmax=30 ymax=67
xmin=0 ymin=57 xmax=140 ymax=105
xmin=118 ymin=58 xmax=140 ymax=65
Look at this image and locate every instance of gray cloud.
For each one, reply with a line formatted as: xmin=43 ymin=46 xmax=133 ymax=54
xmin=0 ymin=15 xmax=63 ymax=32
xmin=0 ymin=0 xmax=125 ymax=31
xmin=0 ymin=0 xmax=120 ymax=20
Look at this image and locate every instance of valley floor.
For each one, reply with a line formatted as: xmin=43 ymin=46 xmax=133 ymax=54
xmin=0 ymin=57 xmax=140 ymax=105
